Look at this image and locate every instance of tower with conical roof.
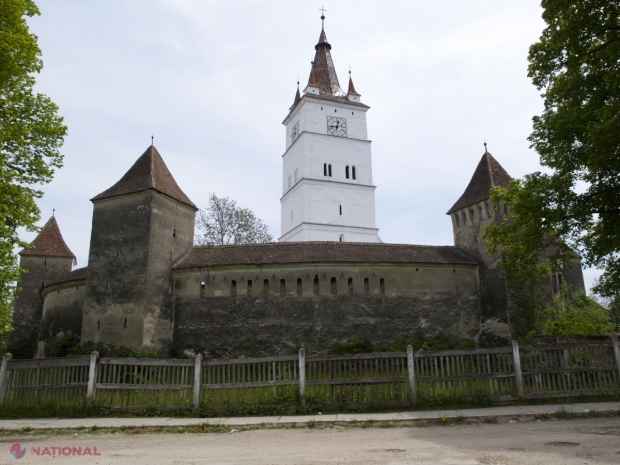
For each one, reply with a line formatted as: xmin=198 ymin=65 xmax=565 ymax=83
xmin=81 ymin=145 xmax=197 ymax=353
xmin=9 ymin=216 xmax=76 ymax=358
xmin=280 ymin=15 xmax=380 ymax=243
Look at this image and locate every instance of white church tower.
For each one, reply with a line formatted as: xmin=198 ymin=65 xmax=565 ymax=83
xmin=279 ymin=15 xmax=381 ymax=243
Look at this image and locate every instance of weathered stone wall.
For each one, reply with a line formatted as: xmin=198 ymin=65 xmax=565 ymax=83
xmin=9 ymin=255 xmax=74 ymax=358
xmin=81 ymin=191 xmax=195 ymax=353
xmin=38 ymin=280 xmax=86 ymax=357
xmin=450 ymin=200 xmax=511 ymax=345
xmin=172 ymin=262 xmax=481 ymax=357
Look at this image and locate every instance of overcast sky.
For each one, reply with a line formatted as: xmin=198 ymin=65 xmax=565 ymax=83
xmin=24 ymin=0 xmax=601 ymax=289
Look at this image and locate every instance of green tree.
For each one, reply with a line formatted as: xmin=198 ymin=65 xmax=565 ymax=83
xmin=485 ymin=1 xmax=620 ymax=299
xmin=0 ymin=1 xmax=67 ymax=339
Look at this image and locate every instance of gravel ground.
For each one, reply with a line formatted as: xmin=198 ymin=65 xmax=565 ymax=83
xmin=2 ymin=417 xmax=620 ymax=464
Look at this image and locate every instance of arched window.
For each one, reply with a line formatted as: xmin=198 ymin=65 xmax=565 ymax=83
xmin=339 ymin=205 xmax=342 ymax=215
xmin=247 ymin=280 xmax=253 ymax=296
xmin=324 ymin=163 xmax=327 ymax=176
xmin=380 ymin=278 xmax=385 ymax=296
xmin=348 ymin=277 xmax=353 ymax=295
xmin=280 ymin=279 xmax=286 ymax=296
xmin=364 ymin=278 xmax=369 ymax=294
xmin=231 ymin=280 xmax=237 ymax=297
xmin=328 ymin=164 xmax=332 ymax=177
xmin=352 ymin=166 xmax=356 ymax=179
xmin=313 ymin=275 xmax=319 ymax=295
xmin=330 ymin=277 xmax=337 ymax=294
xmin=345 ymin=166 xmax=350 ymax=179
xmin=263 ymin=279 xmax=269 ymax=297
xmin=297 ymin=278 xmax=302 ymax=296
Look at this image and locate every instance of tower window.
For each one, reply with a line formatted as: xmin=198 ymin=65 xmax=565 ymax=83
xmin=321 ymin=106 xmax=323 ymax=110
xmin=461 ymin=212 xmax=466 ymax=225
xmin=334 ymin=109 xmax=337 ymax=113
xmin=324 ymin=163 xmax=327 ymax=176
xmin=247 ymin=279 xmax=253 ymax=296
xmin=297 ymin=278 xmax=302 ymax=296
xmin=345 ymin=166 xmax=350 ymax=179
xmin=380 ymin=278 xmax=385 ymax=296
xmin=470 ymin=209 xmax=475 ymax=222
xmin=455 ymin=214 xmax=460 ymax=227
xmin=263 ymin=279 xmax=269 ymax=297
xmin=339 ymin=234 xmax=344 ymax=242
xmin=313 ymin=275 xmax=319 ymax=295
xmin=231 ymin=280 xmax=237 ymax=297
xmin=364 ymin=278 xmax=369 ymax=294
xmin=339 ymin=205 xmax=342 ymax=215
xmin=43 ymin=259 xmax=46 ymax=266
xmin=348 ymin=277 xmax=353 ymax=294
xmin=280 ymin=279 xmax=286 ymax=296
xmin=330 ymin=277 xmax=337 ymax=294
xmin=352 ymin=166 xmax=356 ymax=180
xmin=328 ymin=164 xmax=332 ymax=176
xmin=173 ymin=228 xmax=176 ymax=237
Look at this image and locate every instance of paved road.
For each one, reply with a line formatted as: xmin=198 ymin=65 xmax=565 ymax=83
xmin=3 ymin=417 xmax=620 ymax=465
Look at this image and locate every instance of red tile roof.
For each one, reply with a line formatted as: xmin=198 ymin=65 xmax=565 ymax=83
xmin=311 ymin=26 xmax=345 ymax=96
xmin=447 ymin=152 xmax=511 ymax=214
xmin=20 ymin=217 xmax=76 ymax=260
xmin=175 ymin=242 xmax=477 ymax=268
xmin=347 ymin=74 xmax=360 ymax=96
xmin=92 ymin=145 xmax=196 ymax=209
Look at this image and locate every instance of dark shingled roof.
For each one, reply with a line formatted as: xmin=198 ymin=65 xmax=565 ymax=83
xmin=20 ymin=217 xmax=76 ymax=260
xmin=447 ymin=152 xmax=511 ymax=214
xmin=175 ymin=242 xmax=477 ymax=269
xmin=91 ymin=145 xmax=196 ymax=209
xmin=45 ymin=266 xmax=88 ymax=288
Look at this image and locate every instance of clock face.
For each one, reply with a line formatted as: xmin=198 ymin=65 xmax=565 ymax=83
xmin=327 ymin=116 xmax=347 ymax=137
xmin=291 ymin=122 xmax=300 ymax=140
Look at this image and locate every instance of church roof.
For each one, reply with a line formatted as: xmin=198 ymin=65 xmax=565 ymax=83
xmin=174 ymin=242 xmax=477 ymax=268
xmin=20 ymin=216 xmax=76 ymax=261
xmin=310 ymin=24 xmax=345 ymax=97
xmin=447 ymin=151 xmax=511 ymax=214
xmin=92 ymin=145 xmax=196 ymax=209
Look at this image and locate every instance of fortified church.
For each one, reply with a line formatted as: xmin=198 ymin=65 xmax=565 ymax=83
xmin=9 ymin=17 xmax=584 ymax=358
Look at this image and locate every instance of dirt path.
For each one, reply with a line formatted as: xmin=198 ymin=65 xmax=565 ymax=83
xmin=3 ymin=417 xmax=620 ymax=465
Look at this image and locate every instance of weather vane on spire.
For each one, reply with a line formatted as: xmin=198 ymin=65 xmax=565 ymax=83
xmin=484 ymin=141 xmax=488 ymax=153
xmin=319 ymin=6 xmax=326 ymax=24
xmin=151 ymin=135 xmax=154 ymax=146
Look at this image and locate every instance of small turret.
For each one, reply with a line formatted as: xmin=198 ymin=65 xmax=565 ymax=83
xmin=346 ymin=71 xmax=361 ymax=102
xmin=9 ymin=216 xmax=76 ymax=358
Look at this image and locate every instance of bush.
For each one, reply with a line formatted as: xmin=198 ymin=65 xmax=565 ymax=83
xmin=327 ymin=332 xmax=476 ymax=355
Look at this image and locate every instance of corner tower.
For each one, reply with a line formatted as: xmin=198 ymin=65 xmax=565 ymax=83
xmin=81 ymin=145 xmax=197 ymax=353
xmin=279 ymin=16 xmax=380 ymax=243
xmin=9 ymin=217 xmax=76 ymax=358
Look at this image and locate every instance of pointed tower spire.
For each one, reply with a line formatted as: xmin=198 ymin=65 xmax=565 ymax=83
xmin=92 ymin=146 xmax=196 ymax=209
xmin=20 ymin=216 xmax=76 ymax=263
xmin=294 ymin=80 xmax=301 ymax=105
xmin=447 ymin=151 xmax=511 ymax=214
xmin=309 ymin=12 xmax=344 ymax=96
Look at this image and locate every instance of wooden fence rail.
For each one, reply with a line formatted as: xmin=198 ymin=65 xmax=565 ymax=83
xmin=0 ymin=337 xmax=619 ymax=410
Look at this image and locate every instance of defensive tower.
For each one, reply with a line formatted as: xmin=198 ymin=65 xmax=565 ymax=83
xmin=81 ymin=145 xmax=197 ymax=353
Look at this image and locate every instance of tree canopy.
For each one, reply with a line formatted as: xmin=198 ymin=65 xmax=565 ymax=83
xmin=195 ymin=194 xmax=273 ymax=246
xmin=485 ymin=0 xmax=620 ymax=298
xmin=0 ymin=0 xmax=67 ymax=337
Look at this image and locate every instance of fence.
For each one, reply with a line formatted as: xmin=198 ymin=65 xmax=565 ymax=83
xmin=0 ymin=336 xmax=619 ymax=411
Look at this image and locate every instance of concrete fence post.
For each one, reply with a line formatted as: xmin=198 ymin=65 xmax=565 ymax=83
xmin=193 ymin=354 xmax=203 ymax=409
xmin=511 ymin=340 xmax=525 ymax=399
xmin=87 ymin=351 xmax=98 ymax=398
xmin=610 ymin=335 xmax=620 ymax=387
xmin=299 ymin=348 xmax=306 ymax=407
xmin=406 ymin=345 xmax=416 ymax=404
xmin=0 ymin=353 xmax=12 ymax=405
